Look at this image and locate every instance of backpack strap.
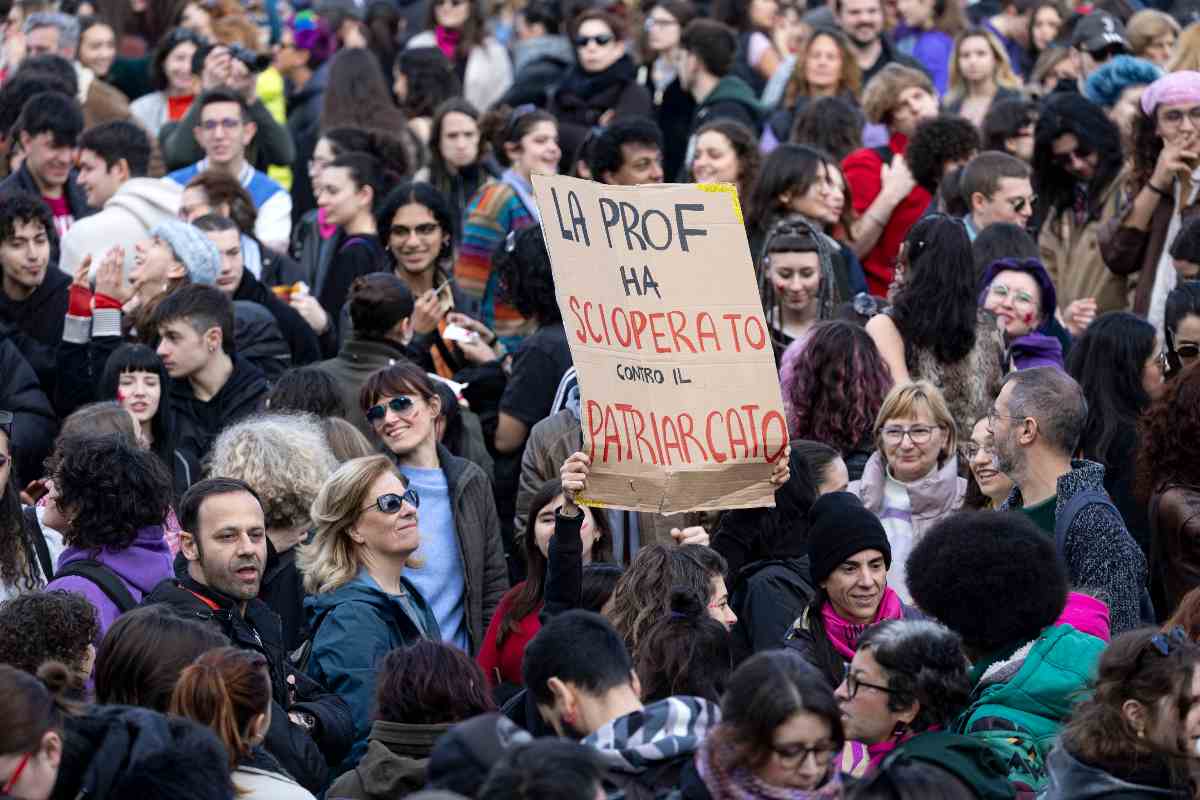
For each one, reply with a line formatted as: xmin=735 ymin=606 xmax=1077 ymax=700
xmin=22 ymin=507 xmax=53 ymax=582
xmin=53 ymin=559 xmax=138 ymax=613
xmin=1052 ymin=488 xmax=1117 ymax=562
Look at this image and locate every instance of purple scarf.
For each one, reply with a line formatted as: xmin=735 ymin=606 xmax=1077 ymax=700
xmin=821 ymin=587 xmax=904 ymax=661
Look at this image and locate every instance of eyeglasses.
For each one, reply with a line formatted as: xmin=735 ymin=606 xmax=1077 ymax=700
xmin=1158 ymin=106 xmax=1200 ymax=129
xmin=366 ymin=396 xmax=417 ymax=423
xmin=771 ymin=742 xmax=839 ymax=768
xmin=361 ymin=488 xmax=420 ymax=513
xmin=987 ymin=407 xmax=1026 ymax=428
xmin=1004 ymin=195 xmax=1037 ymax=214
xmin=2 ymin=751 xmax=31 ymax=794
xmin=962 ymin=441 xmax=993 ymax=460
xmin=880 ymin=424 xmax=941 ymax=445
xmin=200 ymin=118 xmax=242 ymax=132
xmin=844 ymin=672 xmax=895 ymax=700
xmin=987 ymin=282 xmax=1037 ymax=308
xmin=1053 ymin=142 xmax=1093 ymax=167
xmin=435 ymin=0 xmax=468 ymax=6
xmin=575 ymin=33 xmax=615 ymax=47
xmin=391 ymin=223 xmax=440 ymax=238
xmin=644 ymin=16 xmax=679 ymax=30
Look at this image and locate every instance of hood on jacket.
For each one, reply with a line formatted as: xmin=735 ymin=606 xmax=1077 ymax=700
xmin=53 ymin=705 xmax=232 ymax=800
xmin=697 ymin=74 xmax=764 ymax=119
xmin=338 ymin=721 xmax=453 ymax=797
xmin=57 ymin=525 xmax=173 ymax=596
xmin=971 ymin=622 xmax=1105 ymax=726
xmin=513 ymin=34 xmax=575 ymax=73
xmin=1009 ymin=331 xmax=1064 ymax=371
xmin=1041 ymin=746 xmax=1178 ymax=799
xmin=583 ymin=696 xmax=720 ymax=774
xmin=105 ymin=178 xmax=183 ymax=227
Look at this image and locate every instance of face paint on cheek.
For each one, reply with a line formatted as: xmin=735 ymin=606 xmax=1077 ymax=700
xmin=117 ymin=390 xmax=124 ymax=402
xmin=1024 ymin=312 xmax=1035 ymax=326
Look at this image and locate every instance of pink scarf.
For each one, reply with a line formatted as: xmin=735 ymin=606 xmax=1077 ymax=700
xmin=821 ymin=587 xmax=904 ymax=661
xmin=434 ymin=25 xmax=461 ymax=61
xmin=864 ymin=726 xmax=940 ymax=771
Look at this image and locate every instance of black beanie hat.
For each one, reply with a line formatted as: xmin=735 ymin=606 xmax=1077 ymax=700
xmin=807 ymin=491 xmax=891 ymax=586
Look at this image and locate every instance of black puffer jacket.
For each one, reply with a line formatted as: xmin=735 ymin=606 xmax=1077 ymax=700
xmin=0 ymin=338 xmax=57 ymax=486
xmin=143 ymin=574 xmax=355 ymax=793
xmin=51 ymin=705 xmax=233 ymax=800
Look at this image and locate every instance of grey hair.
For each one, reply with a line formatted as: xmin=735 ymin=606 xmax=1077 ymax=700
xmin=857 ymin=619 xmax=971 ymax=733
xmin=23 ymin=12 xmax=79 ymax=52
xmin=1001 ymin=366 xmax=1088 ymax=457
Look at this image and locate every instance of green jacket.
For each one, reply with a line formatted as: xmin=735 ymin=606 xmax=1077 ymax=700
xmin=955 ymin=623 xmax=1105 ymax=792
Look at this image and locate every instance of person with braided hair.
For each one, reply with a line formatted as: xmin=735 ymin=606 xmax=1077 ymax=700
xmin=758 ymin=216 xmax=841 ymax=365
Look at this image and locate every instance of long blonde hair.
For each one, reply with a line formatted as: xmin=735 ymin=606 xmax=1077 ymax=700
xmin=945 ymin=28 xmax=1021 ymax=105
xmin=297 ymin=455 xmax=418 ymax=595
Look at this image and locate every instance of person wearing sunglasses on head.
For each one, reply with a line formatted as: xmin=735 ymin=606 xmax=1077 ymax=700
xmin=958 ymin=151 xmax=1035 ymax=242
xmin=547 ymin=8 xmax=652 ymax=175
xmin=404 ymin=0 xmax=512 ymax=114
xmin=357 ymin=361 xmax=508 ymax=661
xmin=1032 ymin=92 xmax=1128 ymax=338
xmin=1042 ymin=626 xmax=1200 ymax=798
xmin=1138 ymin=327 xmax=1200 ymax=618
xmin=297 ymin=454 xmax=439 ymax=771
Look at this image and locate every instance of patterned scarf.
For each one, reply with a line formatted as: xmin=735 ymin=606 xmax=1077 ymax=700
xmin=695 ymin=736 xmax=845 ymax=800
xmin=821 ymin=587 xmax=904 ymax=661
xmin=584 ymin=696 xmax=719 ymax=774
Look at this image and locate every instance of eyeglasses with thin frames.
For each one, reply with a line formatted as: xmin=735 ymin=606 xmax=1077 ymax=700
xmin=879 ymin=425 xmax=942 ymax=445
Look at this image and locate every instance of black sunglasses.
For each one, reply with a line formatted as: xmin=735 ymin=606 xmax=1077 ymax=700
xmin=575 ymin=33 xmax=614 ymax=47
xmin=1053 ymin=142 xmax=1093 ymax=167
xmin=361 ymin=489 xmax=420 ymax=513
xmin=366 ymin=396 xmax=416 ymax=423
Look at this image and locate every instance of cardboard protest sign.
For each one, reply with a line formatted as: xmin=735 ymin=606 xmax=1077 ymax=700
xmin=532 ymin=174 xmax=787 ymax=513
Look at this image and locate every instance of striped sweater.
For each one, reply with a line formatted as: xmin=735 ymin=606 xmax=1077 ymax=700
xmin=454 ymin=180 xmax=537 ymax=349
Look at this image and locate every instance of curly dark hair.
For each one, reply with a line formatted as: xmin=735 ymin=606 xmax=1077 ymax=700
xmin=1033 ymin=92 xmax=1124 ymax=220
xmin=693 ymin=118 xmax=762 ymax=200
xmin=0 ymin=590 xmax=98 ymax=676
xmin=905 ymin=114 xmax=981 ymax=194
xmin=790 ymin=96 xmax=864 ymax=162
xmin=857 ymin=619 xmax=972 ymax=734
xmin=1137 ymin=361 xmax=1200 ymax=503
xmin=780 ymin=321 xmax=893 ymax=456
xmin=495 ymin=225 xmax=561 ymax=324
xmin=53 ymin=434 xmax=174 ymax=551
xmin=891 ymin=215 xmax=979 ymax=364
xmin=0 ymin=191 xmax=56 ymax=252
xmin=374 ymin=640 xmax=496 ymax=724
xmin=906 ymin=511 xmax=1067 ymax=656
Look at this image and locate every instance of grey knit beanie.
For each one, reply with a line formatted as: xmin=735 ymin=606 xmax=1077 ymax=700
xmin=151 ymin=219 xmax=220 ymax=286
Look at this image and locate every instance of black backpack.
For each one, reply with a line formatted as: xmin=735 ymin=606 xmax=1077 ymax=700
xmin=52 ymin=559 xmax=137 ymax=613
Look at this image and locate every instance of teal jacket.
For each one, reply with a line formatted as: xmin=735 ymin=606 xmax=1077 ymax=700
xmin=305 ymin=571 xmax=439 ymax=771
xmin=955 ymin=623 xmax=1105 ymax=792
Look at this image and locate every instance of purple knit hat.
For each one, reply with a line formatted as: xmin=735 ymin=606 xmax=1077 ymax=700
xmin=287 ymin=10 xmax=337 ymax=65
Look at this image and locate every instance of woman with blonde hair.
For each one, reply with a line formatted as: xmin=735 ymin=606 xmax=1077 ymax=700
xmin=1128 ymin=9 xmax=1180 ymax=67
xmin=943 ymin=27 xmax=1024 ymax=128
xmin=208 ymin=413 xmax=338 ymax=651
xmin=763 ymin=28 xmax=862 ymax=151
xmin=297 ymin=454 xmax=438 ymax=769
xmin=849 ymin=381 xmax=966 ymax=603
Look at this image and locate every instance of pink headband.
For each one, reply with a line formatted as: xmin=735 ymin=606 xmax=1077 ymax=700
xmin=1141 ymin=71 xmax=1200 ymax=116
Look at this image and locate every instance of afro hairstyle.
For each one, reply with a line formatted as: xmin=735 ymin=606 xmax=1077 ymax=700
xmin=905 ymin=114 xmax=982 ymax=194
xmin=905 ymin=511 xmax=1067 ymax=655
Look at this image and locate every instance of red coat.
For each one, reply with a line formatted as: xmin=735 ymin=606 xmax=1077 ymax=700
xmin=842 ymin=132 xmax=932 ymax=297
xmin=477 ymin=583 xmax=542 ymax=688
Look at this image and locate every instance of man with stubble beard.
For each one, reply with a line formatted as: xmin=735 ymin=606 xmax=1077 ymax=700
xmin=143 ymin=477 xmax=354 ymax=795
xmin=835 ymin=0 xmax=924 ymax=87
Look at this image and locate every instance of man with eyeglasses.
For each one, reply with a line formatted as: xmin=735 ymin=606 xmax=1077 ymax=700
xmin=165 ymin=88 xmax=292 ymax=252
xmin=959 ymin=151 xmax=1034 ymax=241
xmin=144 ymin=477 xmax=355 ymax=794
xmin=987 ymin=367 xmax=1148 ymax=634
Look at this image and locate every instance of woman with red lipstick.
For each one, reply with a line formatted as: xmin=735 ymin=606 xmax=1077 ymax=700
xmin=978 ymin=256 xmax=1064 ymax=371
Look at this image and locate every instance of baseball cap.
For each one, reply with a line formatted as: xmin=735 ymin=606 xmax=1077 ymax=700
xmin=1071 ymin=11 xmax=1130 ymax=54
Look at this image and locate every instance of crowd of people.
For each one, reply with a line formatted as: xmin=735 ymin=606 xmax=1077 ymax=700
xmin=2 ymin=0 xmax=1200 ymax=795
